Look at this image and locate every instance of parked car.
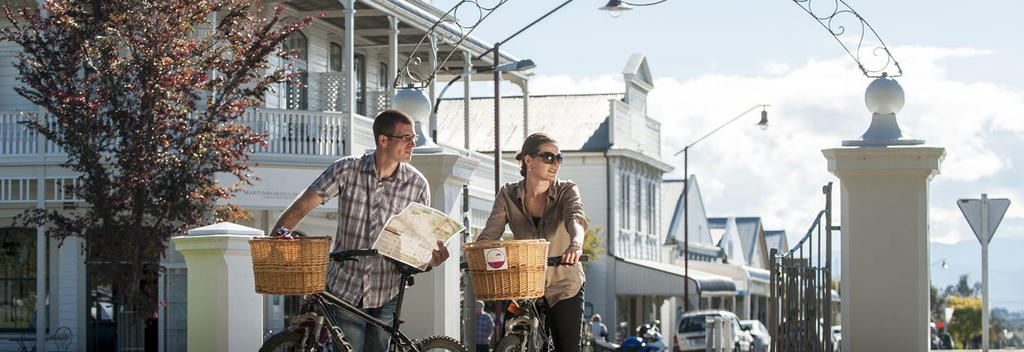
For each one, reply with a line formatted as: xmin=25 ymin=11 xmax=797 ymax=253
xmin=740 ymin=320 xmax=771 ymax=352
xmin=674 ymin=310 xmax=753 ymax=352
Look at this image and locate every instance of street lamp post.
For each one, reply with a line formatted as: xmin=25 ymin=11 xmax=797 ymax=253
xmin=673 ymin=104 xmax=769 ymax=311
xmin=472 ymin=0 xmax=573 ymax=195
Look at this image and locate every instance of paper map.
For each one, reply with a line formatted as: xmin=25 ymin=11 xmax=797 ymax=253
xmin=371 ymin=202 xmax=464 ymax=268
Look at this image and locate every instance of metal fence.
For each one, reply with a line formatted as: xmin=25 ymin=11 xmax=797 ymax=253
xmin=769 ymin=182 xmax=838 ymax=352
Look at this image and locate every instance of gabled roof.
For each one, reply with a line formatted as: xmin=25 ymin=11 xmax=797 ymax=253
xmin=664 ymin=176 xmax=716 ymax=248
xmin=764 ymin=230 xmax=789 ymax=255
xmin=661 ymin=179 xmax=685 ymax=234
xmin=717 ymin=218 xmax=746 ymax=266
xmin=709 ymin=217 xmax=766 ymax=268
xmin=623 ymin=53 xmax=654 ymax=89
xmin=435 ymin=93 xmax=622 ymax=152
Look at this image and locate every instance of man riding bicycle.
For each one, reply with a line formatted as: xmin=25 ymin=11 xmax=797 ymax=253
xmin=271 ymin=109 xmax=451 ymax=351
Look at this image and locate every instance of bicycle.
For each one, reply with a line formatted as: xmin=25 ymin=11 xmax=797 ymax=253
xmin=259 ymin=248 xmax=468 ymax=352
xmin=462 ymin=254 xmax=589 ymax=352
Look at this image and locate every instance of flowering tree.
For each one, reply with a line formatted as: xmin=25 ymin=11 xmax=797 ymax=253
xmin=2 ymin=0 xmax=313 ymax=313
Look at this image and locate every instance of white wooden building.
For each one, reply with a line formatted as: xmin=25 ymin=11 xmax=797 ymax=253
xmin=437 ymin=54 xmax=739 ymax=344
xmin=0 ymin=0 xmax=532 ymax=350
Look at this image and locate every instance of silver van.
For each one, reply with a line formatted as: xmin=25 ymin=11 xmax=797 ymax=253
xmin=674 ymin=310 xmax=752 ymax=352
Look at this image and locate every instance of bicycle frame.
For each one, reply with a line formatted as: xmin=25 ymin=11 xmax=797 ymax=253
xmin=501 ymin=299 xmax=549 ymax=352
xmin=286 ymin=276 xmax=420 ymax=351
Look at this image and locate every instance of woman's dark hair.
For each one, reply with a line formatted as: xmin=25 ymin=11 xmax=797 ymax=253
xmin=515 ymin=133 xmax=558 ymax=177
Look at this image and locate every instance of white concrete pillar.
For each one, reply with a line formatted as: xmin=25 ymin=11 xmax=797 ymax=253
xmin=342 ymin=0 xmax=356 ymax=155
xmin=404 ymin=151 xmax=479 ymax=339
xmin=387 ymin=16 xmax=398 ymax=102
xmin=823 ymin=146 xmax=944 ymax=352
xmin=463 ymin=51 xmax=472 ymax=150
xmin=172 ymin=222 xmax=265 ymax=352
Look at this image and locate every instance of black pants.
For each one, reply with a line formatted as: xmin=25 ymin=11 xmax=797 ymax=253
xmin=538 ymin=285 xmax=584 ymax=352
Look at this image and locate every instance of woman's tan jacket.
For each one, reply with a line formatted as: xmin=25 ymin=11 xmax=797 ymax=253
xmin=477 ymin=178 xmax=589 ymax=304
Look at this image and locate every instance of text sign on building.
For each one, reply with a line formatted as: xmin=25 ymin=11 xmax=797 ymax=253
xmin=957 ymin=194 xmax=1010 ymax=245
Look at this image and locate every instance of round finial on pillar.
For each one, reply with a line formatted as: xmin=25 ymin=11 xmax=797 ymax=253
xmin=391 ymin=86 xmax=440 ymax=151
xmin=843 ymin=75 xmax=923 ymax=147
xmin=392 ymin=87 xmax=431 ymax=124
xmin=865 ymin=74 xmax=905 ymax=115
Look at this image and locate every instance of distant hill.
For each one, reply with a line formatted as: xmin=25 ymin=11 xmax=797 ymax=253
xmin=931 ymin=237 xmax=1024 ymax=312
xmin=994 ymin=308 xmax=1024 ymax=329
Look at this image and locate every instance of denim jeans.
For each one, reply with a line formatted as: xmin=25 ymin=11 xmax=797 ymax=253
xmin=330 ymin=295 xmax=400 ymax=352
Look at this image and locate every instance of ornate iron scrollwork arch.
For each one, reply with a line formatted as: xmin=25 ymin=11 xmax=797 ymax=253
xmin=792 ymin=0 xmax=903 ymax=77
xmin=394 ymin=0 xmax=511 ymax=89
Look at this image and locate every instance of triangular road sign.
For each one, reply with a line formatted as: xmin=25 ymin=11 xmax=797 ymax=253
xmin=957 ymin=195 xmax=1010 ymax=245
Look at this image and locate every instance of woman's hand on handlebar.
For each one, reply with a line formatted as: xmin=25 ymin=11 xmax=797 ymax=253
xmin=428 ymin=240 xmax=450 ymax=267
xmin=560 ymin=243 xmax=583 ymax=265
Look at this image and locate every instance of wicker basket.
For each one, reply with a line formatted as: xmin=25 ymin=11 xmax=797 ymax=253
xmin=250 ymin=236 xmax=332 ymax=295
xmin=463 ymin=240 xmax=549 ymax=301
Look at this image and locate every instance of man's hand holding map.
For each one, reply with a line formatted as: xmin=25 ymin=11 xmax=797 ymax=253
xmin=372 ymin=202 xmax=464 ymax=268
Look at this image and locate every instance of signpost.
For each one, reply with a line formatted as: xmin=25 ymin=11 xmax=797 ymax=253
xmin=957 ymin=194 xmax=1010 ymax=352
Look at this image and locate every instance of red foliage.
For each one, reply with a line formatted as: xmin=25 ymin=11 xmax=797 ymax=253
xmin=2 ymin=0 xmax=313 ymax=312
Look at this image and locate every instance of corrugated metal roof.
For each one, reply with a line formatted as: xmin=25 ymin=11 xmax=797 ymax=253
xmin=764 ymin=230 xmax=789 ymax=254
xmin=435 ymin=93 xmax=622 ymax=152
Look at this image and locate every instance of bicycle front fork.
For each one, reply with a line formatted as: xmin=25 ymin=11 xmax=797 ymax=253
xmin=504 ymin=314 xmax=543 ymax=351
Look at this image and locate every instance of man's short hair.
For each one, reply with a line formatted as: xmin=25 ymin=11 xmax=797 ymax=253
xmin=372 ymin=109 xmax=415 ymax=144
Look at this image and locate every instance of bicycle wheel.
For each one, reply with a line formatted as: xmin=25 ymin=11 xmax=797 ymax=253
xmin=493 ymin=334 xmax=526 ymax=352
xmin=259 ymin=330 xmax=309 ymax=352
xmin=414 ymin=335 xmax=469 ymax=352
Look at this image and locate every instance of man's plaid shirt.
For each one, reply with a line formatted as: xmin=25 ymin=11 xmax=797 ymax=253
xmin=476 ymin=313 xmax=495 ymax=345
xmin=309 ymin=152 xmax=430 ymax=308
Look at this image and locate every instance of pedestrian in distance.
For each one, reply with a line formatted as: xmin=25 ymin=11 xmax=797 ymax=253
xmin=271 ymin=109 xmax=451 ymax=352
xmin=475 ymin=300 xmax=495 ymax=352
xmin=590 ymin=314 xmax=608 ymax=342
xmin=477 ymin=132 xmax=589 ymax=352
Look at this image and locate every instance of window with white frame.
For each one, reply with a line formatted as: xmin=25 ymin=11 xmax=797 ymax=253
xmin=283 ymin=31 xmax=308 ymax=110
xmin=621 ymin=174 xmax=629 ymax=231
xmin=354 ymin=53 xmax=366 ymax=115
xmin=0 ymin=228 xmax=44 ymax=332
xmin=648 ymin=181 xmax=656 ymax=236
xmin=635 ymin=177 xmax=641 ymax=233
xmin=329 ymin=42 xmax=343 ymax=72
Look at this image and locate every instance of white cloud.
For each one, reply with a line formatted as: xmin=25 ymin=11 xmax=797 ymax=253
xmin=931 ymin=206 xmax=973 ymax=245
xmin=760 ymin=62 xmax=791 ymax=76
xmin=527 ymin=45 xmax=1022 ymax=246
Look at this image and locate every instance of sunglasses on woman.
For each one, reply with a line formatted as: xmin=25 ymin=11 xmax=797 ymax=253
xmin=533 ymin=152 xmax=563 ymax=164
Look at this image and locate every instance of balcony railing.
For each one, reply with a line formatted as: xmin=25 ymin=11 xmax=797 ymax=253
xmin=241 ymin=109 xmax=347 ymax=156
xmin=0 ymin=109 xmax=371 ymax=159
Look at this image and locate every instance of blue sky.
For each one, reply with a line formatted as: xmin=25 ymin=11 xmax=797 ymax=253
xmin=432 ymin=0 xmax=1024 ymax=310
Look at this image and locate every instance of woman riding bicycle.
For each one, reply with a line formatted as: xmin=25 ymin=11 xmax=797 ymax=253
xmin=476 ymin=132 xmax=588 ymax=352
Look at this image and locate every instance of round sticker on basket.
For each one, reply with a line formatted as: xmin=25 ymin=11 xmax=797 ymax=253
xmin=483 ymin=248 xmax=508 ymax=271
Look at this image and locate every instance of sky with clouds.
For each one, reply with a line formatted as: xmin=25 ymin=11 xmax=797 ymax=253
xmin=432 ymin=0 xmax=1024 ymax=309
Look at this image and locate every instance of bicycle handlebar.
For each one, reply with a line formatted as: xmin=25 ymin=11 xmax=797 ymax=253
xmin=459 ymin=254 xmax=590 ymax=270
xmin=329 ymin=249 xmax=379 ymax=262
xmin=546 ymin=254 xmax=590 ymax=267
